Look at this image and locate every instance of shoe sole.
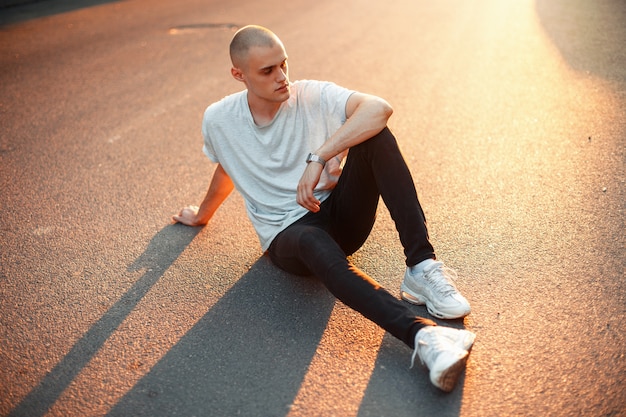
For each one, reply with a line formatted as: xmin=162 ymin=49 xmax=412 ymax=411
xmin=400 ymin=286 xmax=470 ymax=320
xmin=432 ymin=351 xmax=469 ymax=392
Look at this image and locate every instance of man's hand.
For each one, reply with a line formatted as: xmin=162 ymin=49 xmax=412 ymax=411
xmin=172 ymin=164 xmax=235 ymax=227
xmin=297 ymin=162 xmax=324 ymax=212
xmin=172 ymin=205 xmax=203 ymax=226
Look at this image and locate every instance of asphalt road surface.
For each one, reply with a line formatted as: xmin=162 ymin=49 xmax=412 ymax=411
xmin=1 ymin=0 xmax=624 ymax=416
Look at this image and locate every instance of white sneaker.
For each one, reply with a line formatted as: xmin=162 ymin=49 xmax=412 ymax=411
xmin=432 ymin=325 xmax=476 ymax=352
xmin=401 ymin=261 xmax=471 ymax=319
xmin=412 ymin=326 xmax=475 ymax=392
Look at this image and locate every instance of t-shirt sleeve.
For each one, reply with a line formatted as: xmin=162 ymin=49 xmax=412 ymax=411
xmin=319 ymin=81 xmax=355 ymax=122
xmin=201 ymin=106 xmax=220 ymax=163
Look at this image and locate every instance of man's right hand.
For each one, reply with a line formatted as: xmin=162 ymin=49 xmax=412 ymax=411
xmin=172 ymin=205 xmax=203 ymax=226
xmin=172 ymin=164 xmax=234 ymax=227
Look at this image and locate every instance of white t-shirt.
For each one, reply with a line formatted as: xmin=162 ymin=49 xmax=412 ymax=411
xmin=202 ymin=80 xmax=355 ymax=250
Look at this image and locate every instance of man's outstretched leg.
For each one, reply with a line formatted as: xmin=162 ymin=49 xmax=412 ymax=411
xmin=268 ymin=223 xmax=475 ymax=391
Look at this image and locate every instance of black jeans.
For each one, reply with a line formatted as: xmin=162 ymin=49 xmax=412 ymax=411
xmin=267 ymin=127 xmax=436 ymax=347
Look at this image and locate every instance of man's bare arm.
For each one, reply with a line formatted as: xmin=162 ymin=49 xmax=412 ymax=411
xmin=173 ymin=163 xmax=235 ymax=226
xmin=317 ymin=92 xmax=393 ymax=161
xmin=297 ymin=92 xmax=393 ymax=212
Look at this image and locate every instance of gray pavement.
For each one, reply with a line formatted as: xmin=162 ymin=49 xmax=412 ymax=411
xmin=1 ymin=0 xmax=625 ymax=416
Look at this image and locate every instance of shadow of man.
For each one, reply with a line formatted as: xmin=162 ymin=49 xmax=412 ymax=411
xmin=8 ymin=224 xmax=201 ymax=417
xmin=107 ymin=255 xmax=336 ymax=417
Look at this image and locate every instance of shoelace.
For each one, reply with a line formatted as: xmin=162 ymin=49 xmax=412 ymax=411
xmin=422 ymin=262 xmax=459 ymax=297
xmin=410 ymin=343 xmax=422 ymax=369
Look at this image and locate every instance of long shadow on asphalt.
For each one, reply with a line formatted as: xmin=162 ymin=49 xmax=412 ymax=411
xmin=357 ymin=332 xmax=466 ymax=417
xmin=108 ymin=255 xmax=335 ymax=417
xmin=107 ymin=257 xmax=468 ymax=416
xmin=8 ymin=221 xmax=468 ymax=416
xmin=7 ymin=224 xmax=201 ymax=417
xmin=535 ymin=0 xmax=626 ymax=84
xmin=0 ymin=0 xmax=120 ymax=27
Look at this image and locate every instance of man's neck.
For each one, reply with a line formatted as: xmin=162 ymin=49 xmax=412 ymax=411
xmin=247 ymin=94 xmax=282 ymax=126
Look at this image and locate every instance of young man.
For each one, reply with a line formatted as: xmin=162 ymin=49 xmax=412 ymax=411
xmin=174 ymin=25 xmax=475 ymax=392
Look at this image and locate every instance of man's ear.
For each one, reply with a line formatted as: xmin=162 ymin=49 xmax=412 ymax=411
xmin=231 ymin=67 xmax=245 ymax=82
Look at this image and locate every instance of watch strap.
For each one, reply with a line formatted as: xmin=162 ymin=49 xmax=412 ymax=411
xmin=306 ymin=153 xmax=326 ymax=167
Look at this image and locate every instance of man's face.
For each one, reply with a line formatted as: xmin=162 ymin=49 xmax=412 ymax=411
xmin=237 ymin=43 xmax=290 ymax=104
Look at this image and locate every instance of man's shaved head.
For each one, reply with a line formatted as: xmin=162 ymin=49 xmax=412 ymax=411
xmin=230 ymin=25 xmax=283 ymax=68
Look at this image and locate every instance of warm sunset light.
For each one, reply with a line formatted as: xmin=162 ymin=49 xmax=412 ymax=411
xmin=1 ymin=0 xmax=623 ymax=416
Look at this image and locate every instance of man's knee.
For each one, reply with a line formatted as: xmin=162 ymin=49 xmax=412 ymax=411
xmin=296 ymin=226 xmax=338 ymax=253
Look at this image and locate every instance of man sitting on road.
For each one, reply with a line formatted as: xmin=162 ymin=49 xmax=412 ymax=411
xmin=174 ymin=25 xmax=475 ymax=392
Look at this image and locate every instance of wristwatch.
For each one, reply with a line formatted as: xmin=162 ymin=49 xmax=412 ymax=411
xmin=306 ymin=153 xmax=326 ymax=167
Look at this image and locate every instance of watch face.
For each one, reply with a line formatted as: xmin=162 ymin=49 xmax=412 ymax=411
xmin=306 ymin=153 xmax=325 ymax=166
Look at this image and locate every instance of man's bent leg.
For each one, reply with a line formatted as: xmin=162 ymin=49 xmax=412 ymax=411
xmin=331 ymin=128 xmax=471 ymax=319
xmin=330 ymin=127 xmax=435 ymax=266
